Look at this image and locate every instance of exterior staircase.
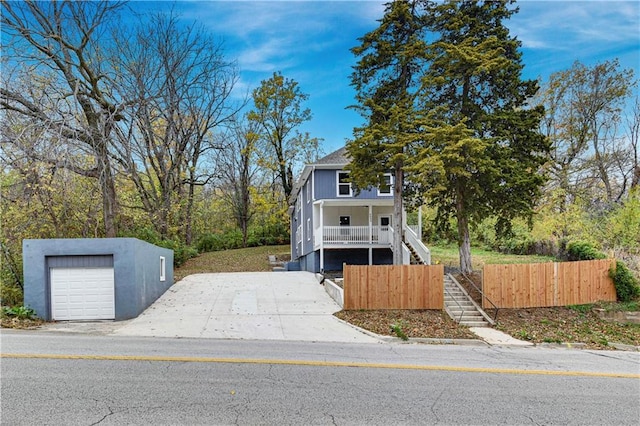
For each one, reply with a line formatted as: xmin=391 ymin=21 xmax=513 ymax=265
xmin=444 ymin=274 xmax=491 ymax=327
xmin=407 ymin=244 xmax=427 ymax=265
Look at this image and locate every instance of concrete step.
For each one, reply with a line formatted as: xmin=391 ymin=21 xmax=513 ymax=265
xmin=445 ymin=295 xmax=476 ymax=303
xmin=443 ymin=274 xmax=490 ymax=328
xmin=445 ymin=302 xmax=476 ymax=308
xmin=448 ymin=311 xmax=483 ymax=319
xmin=460 ymin=321 xmax=488 ymax=327
xmin=445 ymin=295 xmax=468 ymax=300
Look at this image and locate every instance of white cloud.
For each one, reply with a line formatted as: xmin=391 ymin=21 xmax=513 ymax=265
xmin=177 ymin=1 xmax=384 ymax=72
xmin=512 ymin=1 xmax=640 ymax=51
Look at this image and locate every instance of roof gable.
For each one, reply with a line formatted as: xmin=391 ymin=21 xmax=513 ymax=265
xmin=289 ymin=146 xmax=351 ymax=205
xmin=313 ymin=147 xmax=349 ymax=166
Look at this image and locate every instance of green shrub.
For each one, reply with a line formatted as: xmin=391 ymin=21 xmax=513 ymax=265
xmin=122 ymin=227 xmax=197 ymax=267
xmin=196 ymin=230 xmax=248 ymax=252
xmin=1 ymin=305 xmax=36 ymax=319
xmin=565 ymin=241 xmax=606 ymax=261
xmin=568 ymin=304 xmax=593 ymax=314
xmin=390 ymin=322 xmax=409 ymax=341
xmin=155 ymin=239 xmax=198 ymax=267
xmin=223 ymin=229 xmax=244 ymax=250
xmin=609 ymin=260 xmax=640 ymax=303
xmin=196 ymin=233 xmax=226 ymax=252
xmin=0 ymin=283 xmax=23 ymax=307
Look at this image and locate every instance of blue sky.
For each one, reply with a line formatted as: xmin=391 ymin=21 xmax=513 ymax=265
xmin=137 ymin=0 xmax=640 ymax=154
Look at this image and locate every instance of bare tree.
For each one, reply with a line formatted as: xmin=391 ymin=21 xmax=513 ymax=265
xmin=627 ymin=97 xmax=640 ymax=189
xmin=1 ymin=0 xmax=125 ymax=237
xmin=537 ymin=60 xmax=636 ymax=207
xmin=215 ymin=116 xmax=263 ymax=246
xmin=112 ymin=11 xmax=241 ymax=242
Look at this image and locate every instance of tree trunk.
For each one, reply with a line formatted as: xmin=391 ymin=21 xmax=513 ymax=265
xmin=184 ymin=177 xmax=195 ymax=246
xmin=100 ymin=163 xmax=118 ymax=238
xmin=392 ymin=162 xmax=404 ymax=265
xmin=95 ymin=139 xmax=118 ymax=238
xmin=456 ymin=192 xmax=472 ymax=274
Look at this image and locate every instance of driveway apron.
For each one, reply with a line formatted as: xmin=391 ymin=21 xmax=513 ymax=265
xmin=112 ymin=272 xmax=379 ymax=343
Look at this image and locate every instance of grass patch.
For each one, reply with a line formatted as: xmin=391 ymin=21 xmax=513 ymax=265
xmin=597 ymin=300 xmax=640 ymax=312
xmin=428 ymin=244 xmax=555 ymax=269
xmin=174 ymin=245 xmax=290 ymax=282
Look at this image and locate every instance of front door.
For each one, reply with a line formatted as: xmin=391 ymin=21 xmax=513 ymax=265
xmin=378 ymin=215 xmax=391 ymax=244
xmin=339 ymin=216 xmax=351 ymax=238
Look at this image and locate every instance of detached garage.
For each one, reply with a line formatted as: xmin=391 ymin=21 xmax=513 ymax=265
xmin=23 ymin=238 xmax=173 ymax=321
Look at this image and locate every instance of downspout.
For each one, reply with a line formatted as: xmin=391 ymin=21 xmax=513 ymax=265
xmin=319 ymin=200 xmax=324 ymax=272
xmin=368 ymin=204 xmax=373 ymax=265
xmin=312 ymin=166 xmax=316 ymax=202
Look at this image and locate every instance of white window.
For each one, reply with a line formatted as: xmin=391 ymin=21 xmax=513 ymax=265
xmin=160 ymin=256 xmax=166 ymax=282
xmin=337 ymin=171 xmax=352 ymax=197
xmin=378 ymin=173 xmax=393 ymax=196
xmin=306 ymin=218 xmax=311 ymax=240
xmin=306 ymin=182 xmax=310 ymax=203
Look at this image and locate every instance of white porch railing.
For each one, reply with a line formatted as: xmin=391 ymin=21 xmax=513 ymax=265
xmin=321 ymin=226 xmax=390 ymax=244
xmin=405 ymin=226 xmax=431 ymax=265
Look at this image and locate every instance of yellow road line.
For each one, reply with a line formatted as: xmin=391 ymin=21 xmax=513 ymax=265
xmin=2 ymin=353 xmax=638 ymax=379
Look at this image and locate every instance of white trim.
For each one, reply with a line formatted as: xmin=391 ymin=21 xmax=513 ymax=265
xmin=377 ymin=173 xmax=393 ymax=196
xmin=336 ymin=170 xmax=352 ymax=197
xmin=160 ymin=256 xmax=166 ymax=282
xmin=306 ymin=218 xmax=311 ymax=241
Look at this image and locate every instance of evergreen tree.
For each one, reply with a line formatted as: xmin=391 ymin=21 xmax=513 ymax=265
xmin=411 ymin=0 xmax=549 ymax=273
xmin=347 ymin=0 xmax=429 ymax=264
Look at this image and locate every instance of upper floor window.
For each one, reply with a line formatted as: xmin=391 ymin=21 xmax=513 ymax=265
xmin=337 ymin=171 xmax=352 ymax=197
xmin=378 ymin=173 xmax=393 ymax=196
xmin=306 ymin=182 xmax=310 ymax=203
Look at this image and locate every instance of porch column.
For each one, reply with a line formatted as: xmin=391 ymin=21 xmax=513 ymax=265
xmin=368 ymin=204 xmax=373 ymax=265
xmin=368 ymin=205 xmax=373 ymax=244
xmin=418 ymin=206 xmax=422 ymax=241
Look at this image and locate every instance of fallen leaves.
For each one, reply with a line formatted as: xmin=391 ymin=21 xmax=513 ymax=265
xmin=335 ymin=309 xmax=478 ymax=340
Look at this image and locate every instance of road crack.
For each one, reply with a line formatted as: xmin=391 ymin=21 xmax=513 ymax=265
xmin=430 ymin=388 xmax=445 ymax=423
xmin=88 ymin=404 xmax=114 ymax=426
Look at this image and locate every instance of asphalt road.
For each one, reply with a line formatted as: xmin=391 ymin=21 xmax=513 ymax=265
xmin=2 ymin=331 xmax=639 ymax=425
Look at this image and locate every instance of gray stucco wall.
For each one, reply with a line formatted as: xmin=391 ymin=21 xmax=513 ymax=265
xmin=23 ymin=238 xmax=173 ymax=321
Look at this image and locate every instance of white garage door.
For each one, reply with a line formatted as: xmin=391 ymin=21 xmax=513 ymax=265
xmin=50 ymin=267 xmax=115 ymax=320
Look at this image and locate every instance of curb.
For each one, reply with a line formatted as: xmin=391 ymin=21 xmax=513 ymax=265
xmin=536 ymin=342 xmax=588 ymax=350
xmin=333 ymin=316 xmax=640 ymax=350
xmin=333 ymin=315 xmax=488 ymax=346
xmin=607 ymin=342 xmax=640 ymax=352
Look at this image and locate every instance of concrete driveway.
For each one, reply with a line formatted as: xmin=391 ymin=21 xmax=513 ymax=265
xmin=112 ymin=272 xmax=379 ymax=343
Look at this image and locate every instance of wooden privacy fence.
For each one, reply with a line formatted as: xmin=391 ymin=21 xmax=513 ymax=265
xmin=483 ymin=259 xmax=617 ymax=309
xmin=343 ymin=264 xmax=444 ymax=310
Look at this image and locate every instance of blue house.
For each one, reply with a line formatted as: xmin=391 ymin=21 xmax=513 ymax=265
xmin=288 ymin=147 xmax=430 ymax=273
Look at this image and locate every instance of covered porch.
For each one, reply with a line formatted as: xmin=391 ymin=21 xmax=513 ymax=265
xmin=313 ymin=199 xmax=395 ymax=249
xmin=313 ymin=199 xmax=396 ymax=271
